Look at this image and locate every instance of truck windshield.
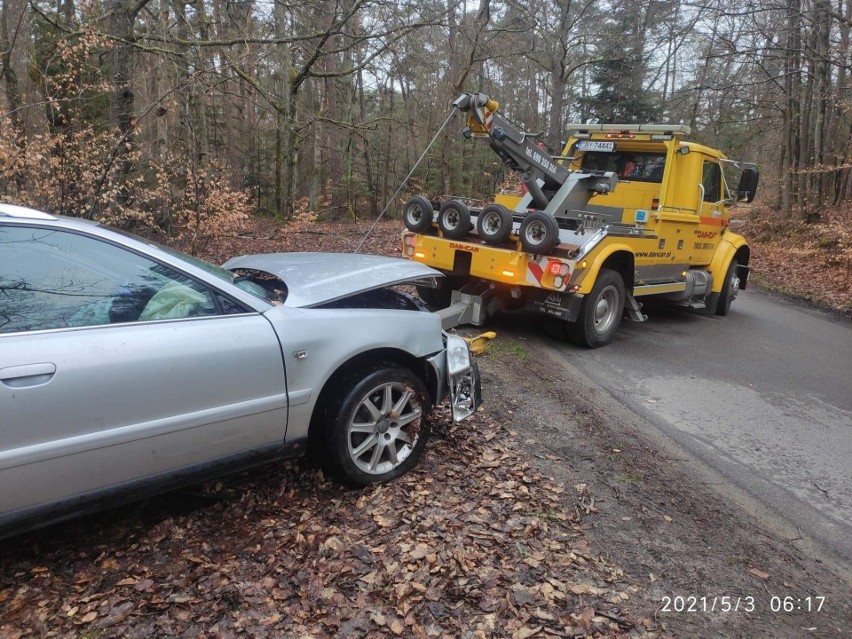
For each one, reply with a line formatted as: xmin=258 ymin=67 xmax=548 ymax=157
xmin=581 ymin=151 xmax=666 ymax=183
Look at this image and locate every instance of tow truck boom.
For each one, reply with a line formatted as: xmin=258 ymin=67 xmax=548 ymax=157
xmin=454 ymin=92 xmax=617 ymax=228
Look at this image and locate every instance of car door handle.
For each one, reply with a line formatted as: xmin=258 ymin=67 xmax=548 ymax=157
xmin=0 ymin=363 xmax=57 ymax=388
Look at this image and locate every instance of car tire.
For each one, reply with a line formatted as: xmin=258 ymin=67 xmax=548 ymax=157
xmin=566 ymin=268 xmax=625 ymax=348
xmin=476 ymin=203 xmax=514 ymax=244
xmin=315 ymin=365 xmax=431 ymax=486
xmin=519 ymin=211 xmax=560 ymax=254
xmin=402 ymin=195 xmax=435 ymax=233
xmin=437 ymin=200 xmax=472 ymax=240
xmin=715 ymin=259 xmax=739 ymax=316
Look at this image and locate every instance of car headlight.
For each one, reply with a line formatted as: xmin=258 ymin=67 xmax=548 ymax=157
xmin=446 ymin=334 xmax=472 ymax=376
xmin=445 ymin=334 xmax=479 ymax=422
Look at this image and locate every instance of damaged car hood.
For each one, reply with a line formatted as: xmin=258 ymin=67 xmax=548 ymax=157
xmin=223 ymin=252 xmax=442 ymax=308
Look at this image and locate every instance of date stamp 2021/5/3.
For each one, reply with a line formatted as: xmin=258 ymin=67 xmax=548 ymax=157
xmin=660 ymin=595 xmax=827 ymax=614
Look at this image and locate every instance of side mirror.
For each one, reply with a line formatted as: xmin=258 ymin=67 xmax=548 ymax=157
xmin=737 ymin=167 xmax=759 ymax=203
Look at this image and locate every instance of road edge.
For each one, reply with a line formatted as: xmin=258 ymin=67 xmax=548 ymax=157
xmin=533 ymin=340 xmax=852 ymax=586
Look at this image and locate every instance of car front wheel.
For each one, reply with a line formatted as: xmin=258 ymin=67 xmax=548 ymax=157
xmin=316 ymin=366 xmax=431 ymax=486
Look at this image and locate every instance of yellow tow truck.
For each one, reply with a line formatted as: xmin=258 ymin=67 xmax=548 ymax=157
xmin=401 ymin=92 xmax=759 ymax=347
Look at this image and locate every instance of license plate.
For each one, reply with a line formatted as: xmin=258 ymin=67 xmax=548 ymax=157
xmin=577 ymin=141 xmax=615 ymax=152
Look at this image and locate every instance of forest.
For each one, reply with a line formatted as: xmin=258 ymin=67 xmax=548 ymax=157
xmin=0 ymin=0 xmax=849 ymax=247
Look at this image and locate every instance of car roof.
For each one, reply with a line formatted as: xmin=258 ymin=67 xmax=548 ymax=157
xmin=0 ymin=205 xmax=104 ymax=231
xmin=0 ymin=203 xmax=274 ymax=312
xmin=0 ymin=203 xmax=58 ymax=220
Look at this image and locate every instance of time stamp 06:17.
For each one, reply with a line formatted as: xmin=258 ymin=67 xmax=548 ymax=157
xmin=660 ymin=595 xmax=827 ymax=614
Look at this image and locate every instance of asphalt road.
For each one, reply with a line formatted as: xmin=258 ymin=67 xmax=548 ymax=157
xmin=513 ymin=287 xmax=852 ymax=571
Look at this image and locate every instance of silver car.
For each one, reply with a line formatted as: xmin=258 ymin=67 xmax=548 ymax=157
xmin=0 ymin=204 xmax=480 ymax=537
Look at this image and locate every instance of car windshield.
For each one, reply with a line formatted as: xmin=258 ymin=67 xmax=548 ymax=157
xmin=110 ymin=230 xmax=286 ymax=305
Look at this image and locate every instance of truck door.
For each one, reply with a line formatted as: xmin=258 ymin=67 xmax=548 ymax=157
xmin=694 ymin=158 xmax=725 ymax=265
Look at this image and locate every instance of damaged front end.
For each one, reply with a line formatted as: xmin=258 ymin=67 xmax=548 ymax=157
xmin=429 ymin=333 xmax=482 ymax=422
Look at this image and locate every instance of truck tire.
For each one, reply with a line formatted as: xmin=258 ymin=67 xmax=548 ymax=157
xmin=715 ymin=259 xmax=740 ymax=316
xmin=437 ymin=200 xmax=472 ymax=240
xmin=519 ymin=211 xmax=560 ymax=254
xmin=313 ymin=365 xmax=431 ymax=486
xmin=402 ymin=195 xmax=434 ymax=233
xmin=477 ymin=203 xmax=514 ymax=244
xmin=567 ymin=268 xmax=625 ymax=348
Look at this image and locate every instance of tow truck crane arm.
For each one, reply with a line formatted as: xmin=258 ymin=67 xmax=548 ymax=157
xmin=454 ymin=92 xmax=570 ymax=204
xmin=453 ymin=92 xmax=616 ymax=212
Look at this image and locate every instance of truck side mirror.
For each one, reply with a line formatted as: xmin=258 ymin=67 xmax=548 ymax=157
xmin=737 ymin=167 xmax=759 ymax=203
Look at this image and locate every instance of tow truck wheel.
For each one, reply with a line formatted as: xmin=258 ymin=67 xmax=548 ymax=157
xmin=519 ymin=212 xmax=560 ymax=254
xmin=477 ymin=203 xmax=514 ymax=244
xmin=402 ymin=195 xmax=435 ymax=234
xmin=715 ymin=259 xmax=740 ymax=316
xmin=437 ymin=200 xmax=472 ymax=240
xmin=566 ymin=268 xmax=625 ymax=348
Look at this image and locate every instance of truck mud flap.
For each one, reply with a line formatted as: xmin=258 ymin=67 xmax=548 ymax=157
xmin=525 ymin=289 xmax=583 ymax=322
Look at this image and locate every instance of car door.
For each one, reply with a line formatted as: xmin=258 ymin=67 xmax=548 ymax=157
xmin=0 ymin=223 xmax=288 ymax=519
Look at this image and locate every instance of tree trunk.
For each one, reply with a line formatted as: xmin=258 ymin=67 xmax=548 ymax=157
xmin=280 ymin=89 xmax=300 ymax=220
xmin=104 ymin=0 xmax=150 ymax=213
xmin=357 ymin=65 xmax=376 ymax=214
xmin=781 ymin=0 xmax=803 ymax=217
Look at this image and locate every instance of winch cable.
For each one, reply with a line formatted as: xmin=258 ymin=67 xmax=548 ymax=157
xmin=354 ymin=106 xmax=456 ymax=253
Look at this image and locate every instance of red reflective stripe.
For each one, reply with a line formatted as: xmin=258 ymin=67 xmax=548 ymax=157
xmin=699 ymin=216 xmax=725 ymax=227
xmin=528 ymin=261 xmax=544 ymax=284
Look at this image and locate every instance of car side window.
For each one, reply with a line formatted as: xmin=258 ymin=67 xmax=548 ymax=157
xmin=0 ymin=225 xmax=218 ymax=334
xmin=702 ymin=161 xmax=722 ymax=202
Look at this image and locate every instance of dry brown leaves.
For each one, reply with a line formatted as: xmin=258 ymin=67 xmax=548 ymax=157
xmin=195 ymin=216 xmax=405 ymax=267
xmin=0 ymin=412 xmax=646 ymax=639
xmin=736 ymin=205 xmax=852 ymax=315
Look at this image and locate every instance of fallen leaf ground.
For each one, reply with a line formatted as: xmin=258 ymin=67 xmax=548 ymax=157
xmin=0 ymin=409 xmax=647 ymax=638
xmin=735 ymin=204 xmax=851 ymax=316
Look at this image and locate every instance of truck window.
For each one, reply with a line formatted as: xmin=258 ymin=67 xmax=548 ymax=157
xmin=581 ymin=151 xmax=666 ymax=183
xmin=702 ymin=161 xmax=722 ymax=202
